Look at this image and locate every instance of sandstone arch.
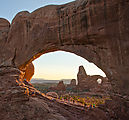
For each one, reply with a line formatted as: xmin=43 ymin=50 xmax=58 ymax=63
xmin=0 ymin=0 xmax=129 ymax=96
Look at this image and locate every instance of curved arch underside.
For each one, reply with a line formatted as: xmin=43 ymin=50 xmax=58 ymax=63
xmin=0 ymin=0 xmax=129 ymax=95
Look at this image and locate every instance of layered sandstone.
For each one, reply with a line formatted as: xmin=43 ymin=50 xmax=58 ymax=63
xmin=23 ymin=62 xmax=34 ymax=82
xmin=77 ymin=65 xmax=112 ymax=93
xmin=0 ymin=0 xmax=129 ymax=119
xmin=77 ymin=66 xmax=88 ymax=88
xmin=0 ymin=0 xmax=128 ymax=95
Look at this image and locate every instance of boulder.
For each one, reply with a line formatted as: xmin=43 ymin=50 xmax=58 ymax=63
xmin=46 ymin=92 xmax=59 ymax=99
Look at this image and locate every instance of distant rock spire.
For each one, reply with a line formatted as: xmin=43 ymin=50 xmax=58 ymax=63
xmin=78 ymin=65 xmax=87 ymax=76
xmin=77 ymin=65 xmax=87 ymax=86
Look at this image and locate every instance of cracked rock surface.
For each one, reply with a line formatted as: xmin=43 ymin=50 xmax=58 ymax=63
xmin=0 ymin=0 xmax=129 ymax=119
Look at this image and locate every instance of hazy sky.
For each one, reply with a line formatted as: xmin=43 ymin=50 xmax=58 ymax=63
xmin=33 ymin=51 xmax=106 ymax=80
xmin=0 ymin=0 xmax=106 ymax=80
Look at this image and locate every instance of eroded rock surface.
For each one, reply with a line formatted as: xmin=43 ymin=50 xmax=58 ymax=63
xmin=23 ymin=62 xmax=34 ymax=82
xmin=77 ymin=66 xmax=88 ymax=88
xmin=77 ymin=65 xmax=112 ymax=93
xmin=56 ymin=81 xmax=66 ymax=91
xmin=0 ymin=0 xmax=129 ymax=119
xmin=0 ymin=0 xmax=128 ymax=95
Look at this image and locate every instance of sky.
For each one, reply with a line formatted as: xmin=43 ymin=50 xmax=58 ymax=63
xmin=0 ymin=0 xmax=75 ymax=22
xmin=0 ymin=0 xmax=106 ymax=80
xmin=33 ymin=51 xmax=106 ymax=80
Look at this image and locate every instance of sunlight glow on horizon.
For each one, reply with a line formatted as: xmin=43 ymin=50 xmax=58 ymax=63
xmin=32 ymin=51 xmax=106 ymax=80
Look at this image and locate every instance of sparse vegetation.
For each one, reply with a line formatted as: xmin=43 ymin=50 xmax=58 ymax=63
xmin=58 ymin=95 xmax=111 ymax=108
xmin=33 ymin=83 xmax=111 ymax=108
xmin=33 ymin=83 xmax=57 ymax=93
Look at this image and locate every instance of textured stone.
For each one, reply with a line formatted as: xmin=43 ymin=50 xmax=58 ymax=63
xmin=0 ymin=18 xmax=13 ymax=67
xmin=0 ymin=0 xmax=128 ymax=95
xmin=77 ymin=65 xmax=112 ymax=93
xmin=0 ymin=0 xmax=129 ymax=119
xmin=23 ymin=62 xmax=34 ymax=82
xmin=56 ymin=81 xmax=66 ymax=91
xmin=77 ymin=66 xmax=87 ymax=87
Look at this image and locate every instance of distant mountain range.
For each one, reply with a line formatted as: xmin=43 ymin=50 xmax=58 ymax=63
xmin=31 ymin=78 xmax=71 ymax=84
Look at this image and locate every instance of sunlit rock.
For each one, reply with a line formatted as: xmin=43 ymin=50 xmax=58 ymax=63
xmin=0 ymin=0 xmax=129 ymax=119
xmin=23 ymin=62 xmax=34 ymax=82
xmin=46 ymin=92 xmax=59 ymax=99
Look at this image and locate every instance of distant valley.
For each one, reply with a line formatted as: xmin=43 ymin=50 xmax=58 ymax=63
xmin=31 ymin=78 xmax=71 ymax=84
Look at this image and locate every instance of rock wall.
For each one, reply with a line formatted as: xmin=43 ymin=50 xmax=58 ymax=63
xmin=23 ymin=62 xmax=34 ymax=82
xmin=0 ymin=0 xmax=129 ymax=119
xmin=0 ymin=0 xmax=128 ymax=95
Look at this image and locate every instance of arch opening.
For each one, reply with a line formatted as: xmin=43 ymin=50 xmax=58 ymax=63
xmin=32 ymin=50 xmax=106 ymax=81
xmin=97 ymin=78 xmax=102 ymax=84
xmin=27 ymin=50 xmax=112 ymax=108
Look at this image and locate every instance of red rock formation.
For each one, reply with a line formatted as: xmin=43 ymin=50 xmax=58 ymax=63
xmin=77 ymin=66 xmax=88 ymax=88
xmin=0 ymin=0 xmax=129 ymax=119
xmin=0 ymin=0 xmax=128 ymax=95
xmin=49 ymin=81 xmax=66 ymax=91
xmin=23 ymin=62 xmax=34 ymax=82
xmin=77 ymin=65 xmax=112 ymax=93
xmin=56 ymin=81 xmax=66 ymax=91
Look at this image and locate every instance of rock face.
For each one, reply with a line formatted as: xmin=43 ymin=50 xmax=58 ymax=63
xmin=0 ymin=0 xmax=128 ymax=95
xmin=77 ymin=66 xmax=88 ymax=88
xmin=0 ymin=0 xmax=129 ymax=119
xmin=77 ymin=66 xmax=112 ymax=93
xmin=0 ymin=18 xmax=12 ymax=67
xmin=23 ymin=62 xmax=34 ymax=82
xmin=56 ymin=81 xmax=66 ymax=91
